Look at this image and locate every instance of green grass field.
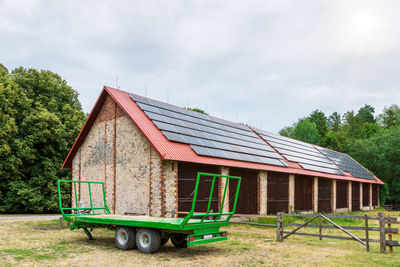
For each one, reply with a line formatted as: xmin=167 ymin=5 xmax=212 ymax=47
xmin=0 ymin=209 xmax=399 ymax=266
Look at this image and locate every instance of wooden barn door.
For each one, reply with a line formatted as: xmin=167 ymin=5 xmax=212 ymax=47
xmin=363 ymin=183 xmax=370 ymax=207
xmin=229 ymin=168 xmax=258 ymax=214
xmin=177 ymin=163 xmax=219 ymax=213
xmin=352 ymin=182 xmax=360 ymax=211
xmin=318 ymin=178 xmax=332 ymax=212
xmin=372 ymin=184 xmax=379 ymax=207
xmin=294 ymin=175 xmax=313 ymax=211
xmin=336 ymin=180 xmax=348 ymax=209
xmin=267 ymin=172 xmax=289 ymax=214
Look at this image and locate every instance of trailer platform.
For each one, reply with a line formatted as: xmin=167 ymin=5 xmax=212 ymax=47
xmin=58 ymin=172 xmax=241 ymax=253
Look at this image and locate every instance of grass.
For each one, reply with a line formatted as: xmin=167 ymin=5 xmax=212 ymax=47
xmin=0 ymin=209 xmax=399 ymax=266
xmin=0 ymin=214 xmax=58 ymax=217
xmin=253 ymin=207 xmax=400 ymax=226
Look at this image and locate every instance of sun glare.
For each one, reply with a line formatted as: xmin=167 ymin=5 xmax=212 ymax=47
xmin=349 ymin=12 xmax=380 ymax=39
xmin=339 ymin=7 xmax=389 ymax=52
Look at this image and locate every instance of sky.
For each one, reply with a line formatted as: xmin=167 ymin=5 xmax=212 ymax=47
xmin=1 ymin=0 xmax=400 ymax=133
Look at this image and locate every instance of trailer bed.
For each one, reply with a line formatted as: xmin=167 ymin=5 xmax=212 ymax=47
xmin=67 ymin=214 xmax=227 ymax=231
xmin=58 ymin=172 xmax=241 ymax=253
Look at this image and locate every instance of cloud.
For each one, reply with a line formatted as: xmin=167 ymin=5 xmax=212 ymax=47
xmin=1 ymin=0 xmax=400 ymax=132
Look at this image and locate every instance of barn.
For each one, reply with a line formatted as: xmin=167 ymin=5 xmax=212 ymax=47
xmin=61 ymin=86 xmax=383 ymax=217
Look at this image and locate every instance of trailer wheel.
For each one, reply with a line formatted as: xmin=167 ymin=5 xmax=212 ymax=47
xmin=160 ymin=237 xmax=169 ymax=246
xmin=115 ymin=226 xmax=136 ymax=250
xmin=171 ymin=234 xmax=187 ymax=248
xmin=136 ymin=228 xmax=161 ymax=254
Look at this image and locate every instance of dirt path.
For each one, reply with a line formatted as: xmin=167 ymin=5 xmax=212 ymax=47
xmin=0 ymin=215 xmax=60 ymax=221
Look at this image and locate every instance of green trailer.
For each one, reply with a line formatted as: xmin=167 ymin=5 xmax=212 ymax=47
xmin=58 ymin=172 xmax=241 ymax=254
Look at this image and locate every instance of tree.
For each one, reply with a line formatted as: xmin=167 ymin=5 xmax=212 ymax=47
xmin=309 ymin=110 xmax=329 ymax=138
xmin=378 ymin=104 xmax=400 ymax=128
xmin=0 ymin=63 xmax=7 ymax=73
xmin=185 ymin=107 xmax=208 ymax=115
xmin=0 ymin=68 xmax=31 ymax=204
xmin=358 ymin=104 xmax=375 ymax=123
xmin=342 ymin=110 xmax=361 ymax=138
xmin=324 ymin=131 xmax=348 ymax=152
xmin=0 ymin=66 xmax=85 ymax=213
xmin=328 ymin=112 xmax=341 ymax=132
xmin=291 ymin=118 xmax=321 ymax=144
xmin=279 ymin=125 xmax=295 ymax=137
xmin=349 ymin=127 xmax=400 ymax=205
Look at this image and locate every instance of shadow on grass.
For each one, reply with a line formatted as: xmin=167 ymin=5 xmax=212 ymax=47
xmin=73 ymin=235 xmax=225 ymax=257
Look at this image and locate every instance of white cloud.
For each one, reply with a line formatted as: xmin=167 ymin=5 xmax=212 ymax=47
xmin=1 ymin=0 xmax=400 ymax=132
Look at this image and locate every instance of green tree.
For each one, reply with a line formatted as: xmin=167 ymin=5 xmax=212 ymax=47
xmin=0 ymin=66 xmax=85 ymax=213
xmin=349 ymin=127 xmax=400 ymax=204
xmin=324 ymin=131 xmax=348 ymax=152
xmin=358 ymin=104 xmax=375 ymax=123
xmin=378 ymin=104 xmax=400 ymax=128
xmin=291 ymin=118 xmax=321 ymax=144
xmin=185 ymin=107 xmax=208 ymax=115
xmin=0 ymin=68 xmax=31 ymax=203
xmin=328 ymin=112 xmax=341 ymax=132
xmin=309 ymin=110 xmax=329 ymax=138
xmin=342 ymin=110 xmax=362 ymax=138
xmin=279 ymin=124 xmax=295 ymax=137
xmin=0 ymin=63 xmax=7 ymax=73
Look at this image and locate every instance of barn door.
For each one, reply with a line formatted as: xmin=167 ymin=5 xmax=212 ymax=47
xmin=267 ymin=172 xmax=289 ymax=214
xmin=352 ymin=182 xmax=360 ymax=211
xmin=294 ymin=175 xmax=313 ymax=211
xmin=372 ymin=185 xmax=379 ymax=207
xmin=177 ymin=163 xmax=219 ymax=213
xmin=336 ymin=180 xmax=348 ymax=209
xmin=229 ymin=168 xmax=258 ymax=214
xmin=318 ymin=178 xmax=332 ymax=212
xmin=363 ymin=183 xmax=370 ymax=207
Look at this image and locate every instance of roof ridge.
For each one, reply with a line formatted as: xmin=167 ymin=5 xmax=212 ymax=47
xmin=109 ymin=86 xmax=255 ymax=131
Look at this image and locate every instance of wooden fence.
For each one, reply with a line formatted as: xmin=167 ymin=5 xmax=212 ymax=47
xmin=276 ymin=212 xmax=398 ymax=253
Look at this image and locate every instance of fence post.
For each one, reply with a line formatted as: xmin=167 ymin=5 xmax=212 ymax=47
xmin=276 ymin=212 xmax=280 ymax=242
xmin=59 ymin=217 xmax=63 ymax=229
xmin=388 ymin=213 xmax=393 ymax=253
xmin=319 ymin=213 xmax=322 ymax=240
xmin=378 ymin=212 xmax=386 ymax=253
xmin=276 ymin=212 xmax=283 ymax=242
xmin=364 ymin=214 xmax=369 ymax=252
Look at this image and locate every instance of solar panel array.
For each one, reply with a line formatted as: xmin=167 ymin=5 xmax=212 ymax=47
xmin=254 ymin=129 xmax=345 ymax=175
xmin=129 ymin=94 xmax=286 ymax=166
xmin=128 ymin=93 xmax=377 ymax=180
xmin=317 ymin=148 xmax=376 ymax=180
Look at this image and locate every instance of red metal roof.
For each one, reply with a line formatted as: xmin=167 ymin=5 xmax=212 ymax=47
xmin=61 ymin=86 xmax=383 ymax=185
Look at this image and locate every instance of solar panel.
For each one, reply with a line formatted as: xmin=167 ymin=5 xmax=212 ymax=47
xmin=137 ymin=102 xmax=260 ymax=141
xmin=317 ymin=147 xmax=376 ymax=180
xmin=129 ymin=94 xmax=286 ymax=166
xmin=254 ymin=129 xmax=345 ymax=175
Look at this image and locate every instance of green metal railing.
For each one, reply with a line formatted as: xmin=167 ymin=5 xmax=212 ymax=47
xmin=57 ymin=180 xmax=110 ymax=217
xmin=180 ymin=172 xmax=241 ymax=227
xmin=58 ymin=172 xmax=241 ymax=227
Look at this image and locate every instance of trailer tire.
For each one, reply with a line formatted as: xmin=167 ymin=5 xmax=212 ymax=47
xmin=160 ymin=238 xmax=169 ymax=247
xmin=136 ymin=228 xmax=161 ymax=254
xmin=115 ymin=226 xmax=136 ymax=250
xmin=171 ymin=234 xmax=187 ymax=248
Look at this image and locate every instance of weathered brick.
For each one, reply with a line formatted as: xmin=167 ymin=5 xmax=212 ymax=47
xmin=70 ymin=95 xmax=176 ymax=216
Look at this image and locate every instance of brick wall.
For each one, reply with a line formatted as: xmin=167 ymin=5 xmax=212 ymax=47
xmin=71 ymin=95 xmax=177 ymax=216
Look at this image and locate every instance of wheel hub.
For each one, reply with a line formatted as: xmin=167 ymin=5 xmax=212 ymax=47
xmin=139 ymin=233 xmax=150 ymax=247
xmin=117 ymin=229 xmax=128 ymax=245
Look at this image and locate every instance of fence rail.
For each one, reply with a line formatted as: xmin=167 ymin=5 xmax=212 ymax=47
xmin=275 ymin=212 xmax=398 ymax=253
xmin=384 ymin=204 xmax=400 ymax=211
xmin=230 ymin=212 xmax=399 ymax=253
